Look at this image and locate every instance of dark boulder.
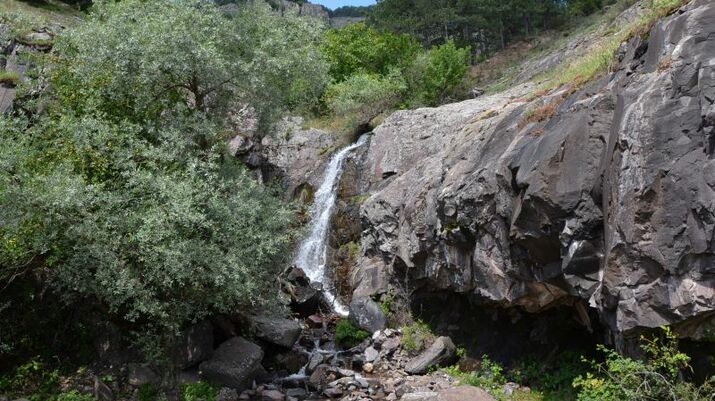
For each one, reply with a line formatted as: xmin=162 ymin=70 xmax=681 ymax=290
xmin=199 ymin=337 xmax=266 ymax=391
xmin=248 ymin=315 xmax=302 ymax=349
xmin=348 ymin=297 xmax=386 ymax=333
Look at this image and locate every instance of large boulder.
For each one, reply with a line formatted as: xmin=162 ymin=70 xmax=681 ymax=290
xmin=247 ymin=315 xmax=302 ymax=348
xmin=199 ymin=337 xmax=265 ymax=391
xmin=404 ymin=337 xmax=457 ymax=375
xmin=348 ymin=297 xmax=386 ymax=333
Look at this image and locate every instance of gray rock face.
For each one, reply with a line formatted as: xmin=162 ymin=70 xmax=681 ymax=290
xmin=404 ymin=337 xmax=457 ymax=374
xmin=347 ymin=0 xmax=715 ymax=343
xmin=199 ymin=337 xmax=265 ymax=391
xmin=247 ymin=315 xmax=302 ymax=348
xmin=244 ymin=117 xmax=342 ymax=199
xmin=276 ymin=1 xmax=329 ymax=22
xmin=349 ymin=297 xmax=387 ymax=333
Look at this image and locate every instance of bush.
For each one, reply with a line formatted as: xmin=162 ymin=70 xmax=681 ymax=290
xmin=573 ymin=327 xmax=715 ymax=401
xmin=56 ymin=391 xmax=95 ymax=401
xmin=406 ymin=40 xmax=471 ymax=106
xmin=324 ymin=71 xmax=406 ymax=127
xmin=443 ymin=355 xmax=514 ymax=400
xmin=321 ymin=23 xmax=420 ymax=82
xmin=335 ymin=319 xmax=369 ymax=348
xmin=181 ymin=381 xmax=218 ymax=401
xmin=0 ymin=358 xmax=61 ymax=401
xmin=401 ymin=320 xmax=435 ymax=353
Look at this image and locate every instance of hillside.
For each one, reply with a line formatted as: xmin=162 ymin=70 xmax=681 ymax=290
xmin=1 ymin=1 xmax=714 ymax=401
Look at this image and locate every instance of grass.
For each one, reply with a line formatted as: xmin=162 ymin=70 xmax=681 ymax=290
xmin=537 ymin=0 xmax=690 ymax=93
xmin=401 ymin=320 xmax=435 ymax=353
xmin=471 ymin=0 xmax=641 ymax=95
xmin=0 ymin=71 xmax=22 ymax=87
xmin=520 ymin=102 xmax=557 ymax=128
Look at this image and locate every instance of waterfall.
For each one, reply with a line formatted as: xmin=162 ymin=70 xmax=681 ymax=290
xmin=294 ymin=134 xmax=369 ymax=316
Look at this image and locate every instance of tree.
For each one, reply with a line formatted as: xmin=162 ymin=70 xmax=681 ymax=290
xmin=406 ymin=40 xmax=471 ymax=105
xmin=369 ymin=0 xmax=598 ymax=58
xmin=53 ymin=0 xmax=329 ymax=132
xmin=1 ymin=0 xmax=313 ymax=384
xmin=321 ymin=22 xmax=420 ymax=82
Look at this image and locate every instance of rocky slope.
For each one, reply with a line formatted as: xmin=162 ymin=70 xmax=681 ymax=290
xmin=335 ymin=0 xmax=715 ymax=354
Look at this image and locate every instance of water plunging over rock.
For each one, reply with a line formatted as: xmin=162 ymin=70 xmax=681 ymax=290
xmin=294 ymin=135 xmax=370 ymax=316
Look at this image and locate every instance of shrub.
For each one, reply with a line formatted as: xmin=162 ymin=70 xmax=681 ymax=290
xmin=335 ymin=319 xmax=369 ymax=348
xmin=1 ymin=0 xmax=299 ymax=375
xmin=56 ymin=391 xmax=95 ymax=401
xmin=406 ymin=40 xmax=471 ymax=106
xmin=324 ymin=71 xmax=406 ymax=127
xmin=573 ymin=327 xmax=715 ymax=401
xmin=137 ymin=384 xmax=159 ymax=401
xmin=444 ymin=355 xmax=510 ymax=399
xmin=321 ymin=23 xmax=420 ymax=82
xmin=0 ymin=357 xmax=61 ymax=401
xmin=181 ymin=381 xmax=218 ymax=401
xmin=401 ymin=320 xmax=435 ymax=353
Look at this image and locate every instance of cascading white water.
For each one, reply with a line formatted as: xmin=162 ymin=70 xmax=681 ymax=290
xmin=294 ymin=135 xmax=369 ymax=316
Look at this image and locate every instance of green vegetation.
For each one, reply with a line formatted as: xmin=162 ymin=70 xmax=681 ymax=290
xmin=0 ymin=71 xmax=21 ymax=87
xmin=538 ymin=0 xmax=689 ymax=92
xmin=0 ymin=0 xmax=322 ymax=394
xmin=52 ymin=0 xmax=327 ymax=131
xmin=318 ymin=23 xmax=471 ymax=133
xmin=56 ymin=391 xmax=95 ymax=401
xmin=401 ymin=320 xmax=435 ymax=353
xmin=321 ymin=23 xmax=420 ymax=83
xmin=181 ymin=381 xmax=218 ymax=401
xmin=444 ymin=328 xmax=715 ymax=401
xmin=137 ymin=384 xmax=159 ymax=401
xmin=445 ymin=355 xmax=507 ymax=395
xmin=0 ymin=358 xmax=58 ymax=401
xmin=574 ymin=327 xmax=715 ymax=401
xmin=335 ymin=319 xmax=370 ymax=348
xmin=369 ymin=0 xmax=627 ymax=54
xmin=325 ymin=71 xmax=407 ymax=128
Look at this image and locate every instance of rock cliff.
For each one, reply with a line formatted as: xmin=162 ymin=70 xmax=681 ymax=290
xmin=340 ymin=0 xmax=715 ymax=349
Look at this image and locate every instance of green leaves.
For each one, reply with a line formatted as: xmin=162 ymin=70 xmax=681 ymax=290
xmin=1 ymin=0 xmax=304 ymax=359
xmin=52 ymin=0 xmax=329 ymax=134
xmin=324 ymin=70 xmax=406 ymax=125
xmin=407 ymin=40 xmax=471 ymax=106
xmin=321 ymin=23 xmax=420 ymax=82
xmin=573 ymin=327 xmax=711 ymax=401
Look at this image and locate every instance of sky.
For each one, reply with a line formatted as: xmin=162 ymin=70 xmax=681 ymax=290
xmin=312 ymin=0 xmax=376 ymax=9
